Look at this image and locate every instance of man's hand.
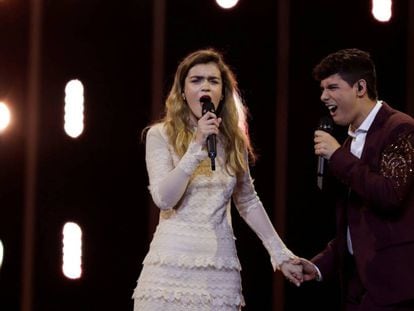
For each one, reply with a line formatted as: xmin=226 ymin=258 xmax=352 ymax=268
xmin=299 ymin=257 xmax=320 ymax=281
xmin=314 ymin=130 xmax=340 ymax=160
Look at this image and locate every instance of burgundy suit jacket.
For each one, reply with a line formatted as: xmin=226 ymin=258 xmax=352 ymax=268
xmin=312 ymin=103 xmax=414 ymax=306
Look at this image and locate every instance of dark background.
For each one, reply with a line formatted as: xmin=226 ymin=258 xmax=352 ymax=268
xmin=0 ymin=0 xmax=412 ymax=310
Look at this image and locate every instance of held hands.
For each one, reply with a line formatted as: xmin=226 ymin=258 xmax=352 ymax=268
xmin=280 ymin=257 xmax=321 ymax=287
xmin=280 ymin=258 xmax=303 ymax=287
xmin=314 ymin=130 xmax=340 ymax=160
xmin=194 ymin=111 xmax=222 ymax=145
xmin=298 ymin=257 xmax=320 ymax=281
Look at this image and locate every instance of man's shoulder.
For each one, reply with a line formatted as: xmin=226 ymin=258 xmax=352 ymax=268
xmin=380 ymin=102 xmax=414 ymax=129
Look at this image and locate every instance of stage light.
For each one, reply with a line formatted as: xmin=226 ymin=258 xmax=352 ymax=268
xmin=0 ymin=101 xmax=11 ymax=132
xmin=372 ymin=0 xmax=392 ymax=22
xmin=216 ymin=0 xmax=239 ymax=10
xmin=0 ymin=240 xmax=3 ymax=270
xmin=64 ymin=80 xmax=84 ymax=138
xmin=62 ymin=222 xmax=82 ymax=279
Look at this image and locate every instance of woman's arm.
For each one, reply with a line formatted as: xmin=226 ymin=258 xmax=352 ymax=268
xmin=233 ymin=164 xmax=296 ymax=270
xmin=145 ymin=125 xmax=207 ymax=210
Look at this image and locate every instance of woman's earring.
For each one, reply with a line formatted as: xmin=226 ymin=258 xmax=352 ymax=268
xmin=182 ymin=93 xmax=186 ymax=101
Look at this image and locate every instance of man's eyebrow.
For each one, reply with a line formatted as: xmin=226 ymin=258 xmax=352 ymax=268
xmin=321 ymin=83 xmax=338 ymax=89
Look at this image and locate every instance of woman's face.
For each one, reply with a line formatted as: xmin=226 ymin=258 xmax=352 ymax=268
xmin=183 ymin=62 xmax=223 ymax=120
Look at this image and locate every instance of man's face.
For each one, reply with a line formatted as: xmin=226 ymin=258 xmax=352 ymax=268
xmin=319 ymin=73 xmax=360 ymax=127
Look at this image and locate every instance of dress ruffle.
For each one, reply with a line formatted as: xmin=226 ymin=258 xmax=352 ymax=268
xmin=133 ymin=288 xmax=245 ymax=307
xmin=133 ymin=262 xmax=245 ymax=310
xmin=143 ymin=252 xmax=242 ymax=270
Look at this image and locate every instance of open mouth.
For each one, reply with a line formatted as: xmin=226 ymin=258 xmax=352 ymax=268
xmin=327 ymin=104 xmax=337 ymax=113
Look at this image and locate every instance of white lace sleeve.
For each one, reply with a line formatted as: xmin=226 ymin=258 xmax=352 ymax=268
xmin=145 ymin=124 xmax=207 ymax=210
xmin=233 ymin=165 xmax=297 ymax=271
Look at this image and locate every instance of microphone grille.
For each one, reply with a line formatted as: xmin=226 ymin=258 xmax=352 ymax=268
xmin=200 ymin=96 xmax=215 ymax=114
xmin=318 ymin=116 xmax=334 ymax=133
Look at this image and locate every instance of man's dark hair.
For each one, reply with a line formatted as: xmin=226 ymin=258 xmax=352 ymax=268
xmin=313 ymin=48 xmax=378 ymax=100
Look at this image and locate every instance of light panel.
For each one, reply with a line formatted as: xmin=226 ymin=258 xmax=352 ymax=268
xmin=0 ymin=240 xmax=4 ymax=270
xmin=216 ymin=0 xmax=239 ymax=10
xmin=0 ymin=102 xmax=11 ymax=132
xmin=62 ymin=222 xmax=82 ymax=279
xmin=64 ymin=80 xmax=85 ymax=138
xmin=372 ymin=0 xmax=392 ymax=22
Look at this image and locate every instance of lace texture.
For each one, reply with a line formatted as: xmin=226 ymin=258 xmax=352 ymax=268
xmin=262 ymin=237 xmax=296 ymax=270
xmin=134 ymin=300 xmax=241 ymax=311
xmin=133 ymin=123 xmax=295 ymax=309
xmin=133 ymin=264 xmax=244 ymax=310
xmin=177 ymin=141 xmax=208 ymax=176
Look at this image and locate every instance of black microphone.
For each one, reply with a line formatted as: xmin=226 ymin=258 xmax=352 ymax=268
xmin=200 ymin=95 xmax=217 ymax=170
xmin=316 ymin=116 xmax=334 ymax=190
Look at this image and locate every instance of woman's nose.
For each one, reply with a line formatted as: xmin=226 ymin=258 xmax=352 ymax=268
xmin=201 ymin=80 xmax=212 ymax=90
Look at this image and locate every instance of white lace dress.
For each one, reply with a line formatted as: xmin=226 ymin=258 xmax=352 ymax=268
xmin=132 ymin=123 xmax=295 ymax=311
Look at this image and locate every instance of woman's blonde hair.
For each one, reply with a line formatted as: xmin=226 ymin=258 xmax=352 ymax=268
xmin=147 ymin=48 xmax=256 ymax=175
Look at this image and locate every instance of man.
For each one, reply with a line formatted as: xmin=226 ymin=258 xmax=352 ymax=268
xmin=300 ymin=48 xmax=414 ymax=310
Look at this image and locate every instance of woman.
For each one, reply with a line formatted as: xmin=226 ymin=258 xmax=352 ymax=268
xmin=132 ymin=48 xmax=301 ymax=310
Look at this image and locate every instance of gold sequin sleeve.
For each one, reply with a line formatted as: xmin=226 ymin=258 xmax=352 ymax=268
xmin=380 ymin=132 xmax=414 ymax=200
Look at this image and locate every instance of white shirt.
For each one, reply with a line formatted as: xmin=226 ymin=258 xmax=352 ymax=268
xmin=346 ymin=101 xmax=382 ymax=254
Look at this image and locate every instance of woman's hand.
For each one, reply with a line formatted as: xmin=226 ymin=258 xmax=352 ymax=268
xmin=194 ymin=111 xmax=222 ymax=145
xmin=280 ymin=258 xmax=303 ymax=287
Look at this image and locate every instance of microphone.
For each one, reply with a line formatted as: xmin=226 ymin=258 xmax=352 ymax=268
xmin=200 ymin=95 xmax=217 ymax=171
xmin=316 ymin=116 xmax=334 ymax=190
